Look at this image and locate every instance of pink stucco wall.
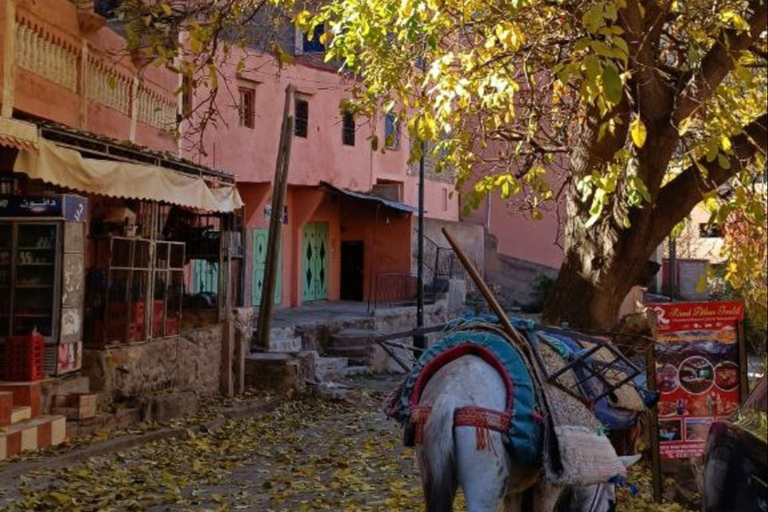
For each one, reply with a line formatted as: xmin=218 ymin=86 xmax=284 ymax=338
xmin=184 ymin=50 xmax=458 ymax=222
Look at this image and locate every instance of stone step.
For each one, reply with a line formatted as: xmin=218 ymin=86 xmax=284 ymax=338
xmin=255 ymin=325 xmax=296 ymax=341
xmin=267 ymin=336 xmax=303 ymax=353
xmin=314 ymin=356 xmax=349 ymax=382
xmin=346 ymin=365 xmax=373 ymax=376
xmin=11 ymin=406 xmax=31 ymax=424
xmin=329 ymin=329 xmax=378 ymax=349
xmin=244 ymin=351 xmax=315 ymax=392
xmin=324 ymin=345 xmax=376 ymax=358
xmin=0 ymin=414 xmax=66 ymax=460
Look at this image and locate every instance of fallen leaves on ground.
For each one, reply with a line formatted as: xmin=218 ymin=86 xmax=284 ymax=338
xmin=0 ymin=384 xmax=697 ymax=511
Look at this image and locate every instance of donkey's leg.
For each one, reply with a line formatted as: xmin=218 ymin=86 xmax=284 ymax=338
xmin=532 ymin=481 xmax=563 ymax=512
xmin=502 ymin=491 xmax=522 ymax=512
xmin=455 ymin=427 xmax=509 ymax=512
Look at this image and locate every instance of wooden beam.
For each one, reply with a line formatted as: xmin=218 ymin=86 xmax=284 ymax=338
xmin=255 ymin=85 xmax=294 ymax=349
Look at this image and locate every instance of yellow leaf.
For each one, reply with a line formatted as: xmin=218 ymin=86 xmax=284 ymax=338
xmin=630 ymin=117 xmax=647 ymax=148
xmin=678 ymin=117 xmax=693 ymax=135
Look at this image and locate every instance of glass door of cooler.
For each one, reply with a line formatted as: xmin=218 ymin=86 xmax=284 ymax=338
xmin=0 ymin=223 xmax=11 ymax=343
xmin=12 ymin=223 xmax=59 ymax=344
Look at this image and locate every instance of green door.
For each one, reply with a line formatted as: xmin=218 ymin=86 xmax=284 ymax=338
xmin=301 ymin=222 xmax=329 ymax=301
xmin=252 ymin=229 xmax=281 ymax=306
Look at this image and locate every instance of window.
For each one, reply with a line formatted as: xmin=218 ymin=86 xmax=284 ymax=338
xmin=302 ymin=24 xmax=325 ymax=53
xmin=95 ymin=0 xmax=122 ymax=18
xmin=385 ymin=113 xmax=401 ymax=150
xmin=295 ymin=97 xmax=309 ymax=138
xmin=442 ymin=188 xmax=449 ymax=211
xmin=181 ymin=74 xmax=193 ymax=118
xmin=342 ymin=112 xmax=355 ymax=146
xmin=699 ymin=223 xmax=723 ymax=238
xmin=239 ymin=88 xmax=255 ymax=129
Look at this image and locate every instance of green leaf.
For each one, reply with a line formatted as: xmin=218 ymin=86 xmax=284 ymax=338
xmin=630 ymin=117 xmax=647 ymax=148
xmin=601 ymin=64 xmax=623 ymax=104
xmin=717 ymin=153 xmax=732 ymax=169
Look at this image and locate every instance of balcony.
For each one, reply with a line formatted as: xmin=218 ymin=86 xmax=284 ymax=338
xmin=0 ymin=0 xmax=178 ymax=154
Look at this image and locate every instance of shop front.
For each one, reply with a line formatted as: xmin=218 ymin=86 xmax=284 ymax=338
xmin=1 ymin=121 xmax=244 ymax=402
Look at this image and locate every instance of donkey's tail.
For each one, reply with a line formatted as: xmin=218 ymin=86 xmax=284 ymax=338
xmin=421 ymin=395 xmax=458 ymax=512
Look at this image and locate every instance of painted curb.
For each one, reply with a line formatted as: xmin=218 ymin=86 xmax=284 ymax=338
xmin=0 ymin=397 xmax=283 ymax=481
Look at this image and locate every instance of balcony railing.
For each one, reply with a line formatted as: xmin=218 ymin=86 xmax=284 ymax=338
xmin=5 ymin=0 xmax=178 ymax=139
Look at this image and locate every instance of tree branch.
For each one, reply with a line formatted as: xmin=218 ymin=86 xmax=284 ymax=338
xmin=672 ymin=0 xmax=768 ymax=127
xmin=653 ymin=113 xmax=768 ymax=243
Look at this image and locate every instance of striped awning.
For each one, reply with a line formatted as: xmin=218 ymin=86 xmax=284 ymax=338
xmin=0 ymin=118 xmax=39 ymax=152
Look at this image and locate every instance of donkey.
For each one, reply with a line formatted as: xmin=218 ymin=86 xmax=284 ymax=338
xmin=415 ymin=354 xmax=640 ymax=512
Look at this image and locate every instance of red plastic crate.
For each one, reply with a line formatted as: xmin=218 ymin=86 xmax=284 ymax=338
xmin=4 ymin=333 xmax=45 ymax=382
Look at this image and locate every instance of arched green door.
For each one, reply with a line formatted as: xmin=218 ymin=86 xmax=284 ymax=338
xmin=301 ymin=222 xmax=329 ymax=301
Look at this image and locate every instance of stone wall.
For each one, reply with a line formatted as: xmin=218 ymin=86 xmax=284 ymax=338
xmin=82 ymin=324 xmax=222 ymax=402
xmin=415 ymin=218 xmax=485 ymax=277
xmin=484 ymin=232 xmax=559 ymax=308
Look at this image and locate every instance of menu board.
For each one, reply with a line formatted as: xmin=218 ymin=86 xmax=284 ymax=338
xmin=648 ymin=301 xmax=743 ymax=459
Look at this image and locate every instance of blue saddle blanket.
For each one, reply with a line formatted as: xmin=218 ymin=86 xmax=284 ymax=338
xmin=390 ymin=327 xmax=543 ymax=467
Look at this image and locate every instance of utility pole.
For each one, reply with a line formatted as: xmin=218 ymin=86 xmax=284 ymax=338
xmin=255 ymin=85 xmax=294 ymax=349
xmin=413 ymin=140 xmax=426 ymax=353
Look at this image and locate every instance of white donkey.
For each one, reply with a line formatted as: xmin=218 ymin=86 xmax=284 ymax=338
xmin=416 ymin=355 xmax=640 ymax=512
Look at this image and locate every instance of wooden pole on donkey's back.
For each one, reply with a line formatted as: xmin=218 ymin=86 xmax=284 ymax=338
xmin=255 ymin=85 xmax=294 ymax=349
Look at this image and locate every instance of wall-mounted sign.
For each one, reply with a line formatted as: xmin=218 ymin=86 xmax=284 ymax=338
xmin=0 ymin=194 xmax=87 ymax=221
xmin=648 ymin=300 xmax=744 ymax=460
xmin=263 ymin=204 xmax=288 ymax=224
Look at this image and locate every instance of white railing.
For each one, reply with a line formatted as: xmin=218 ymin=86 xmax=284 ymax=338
xmin=86 ymin=59 xmax=132 ymax=115
xmin=15 ymin=22 xmax=78 ymax=92
xmin=136 ymin=87 xmax=177 ymax=130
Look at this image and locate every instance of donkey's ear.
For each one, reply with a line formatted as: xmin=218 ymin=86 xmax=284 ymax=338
xmin=619 ymin=454 xmax=642 ymax=468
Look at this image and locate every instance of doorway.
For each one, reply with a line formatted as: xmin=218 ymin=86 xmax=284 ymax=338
xmin=340 ymin=241 xmax=364 ymax=301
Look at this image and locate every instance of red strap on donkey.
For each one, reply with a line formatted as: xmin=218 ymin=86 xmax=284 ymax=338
xmin=408 ymin=344 xmax=515 ymax=451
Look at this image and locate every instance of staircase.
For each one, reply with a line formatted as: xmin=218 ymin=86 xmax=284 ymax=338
xmin=244 ymin=326 xmax=352 ymax=391
xmin=0 ymin=382 xmax=66 ymax=460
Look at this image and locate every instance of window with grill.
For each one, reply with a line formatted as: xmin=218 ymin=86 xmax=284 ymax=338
xmin=342 ymin=112 xmax=355 ymax=146
xmin=385 ymin=113 xmax=401 ymax=150
xmin=239 ymin=88 xmax=255 ymax=129
xmin=295 ymin=98 xmax=309 ymax=138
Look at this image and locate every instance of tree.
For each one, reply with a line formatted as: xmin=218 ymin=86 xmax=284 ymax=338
xmin=118 ymin=0 xmax=767 ymax=330
xmin=719 ymin=187 xmax=768 ymax=353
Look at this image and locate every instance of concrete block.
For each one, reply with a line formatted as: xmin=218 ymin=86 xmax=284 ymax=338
xmin=11 ymin=406 xmax=31 ymax=424
xmin=244 ymin=351 xmax=315 ymax=392
xmin=0 ymin=382 xmax=42 ymax=417
xmin=267 ymin=336 xmax=302 ymax=352
xmin=0 ymin=415 xmax=67 ymax=460
xmin=0 ymin=392 xmax=13 ymax=427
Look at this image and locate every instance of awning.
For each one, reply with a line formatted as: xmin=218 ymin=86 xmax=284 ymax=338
xmin=13 ymin=139 xmax=243 ymax=213
xmin=320 ymin=181 xmax=418 ymax=213
xmin=0 ymin=118 xmax=39 ymax=152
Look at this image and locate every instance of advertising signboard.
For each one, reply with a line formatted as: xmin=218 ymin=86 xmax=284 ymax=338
xmin=648 ymin=301 xmax=744 ymax=460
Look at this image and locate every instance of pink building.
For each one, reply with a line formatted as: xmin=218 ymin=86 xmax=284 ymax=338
xmin=183 ymin=45 xmax=465 ymax=309
xmin=0 ymin=0 xmax=244 ymax=452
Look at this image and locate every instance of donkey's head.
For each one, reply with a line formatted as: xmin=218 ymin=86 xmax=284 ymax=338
xmin=558 ymin=455 xmax=642 ymax=512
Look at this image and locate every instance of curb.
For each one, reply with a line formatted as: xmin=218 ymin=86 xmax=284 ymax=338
xmin=0 ymin=397 xmax=283 ymax=482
